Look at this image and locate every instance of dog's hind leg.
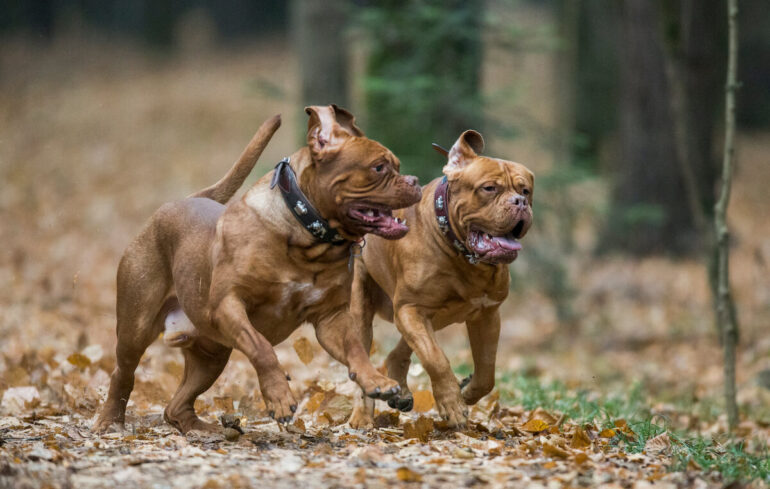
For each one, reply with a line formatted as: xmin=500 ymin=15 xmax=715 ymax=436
xmin=93 ymin=252 xmax=168 ymax=433
xmin=164 ymin=337 xmax=231 ymax=434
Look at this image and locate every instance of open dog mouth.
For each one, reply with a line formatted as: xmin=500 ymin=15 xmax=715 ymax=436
xmin=349 ymin=205 xmax=409 ymax=239
xmin=467 ymin=220 xmax=526 ymax=264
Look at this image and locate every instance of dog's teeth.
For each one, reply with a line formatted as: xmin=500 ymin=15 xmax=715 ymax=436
xmin=366 ymin=210 xmax=374 ymax=217
xmin=402 ymin=218 xmax=407 ymax=225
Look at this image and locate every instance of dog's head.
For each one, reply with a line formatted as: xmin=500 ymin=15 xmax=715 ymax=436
xmin=443 ymin=130 xmax=534 ymax=264
xmin=304 ymin=105 xmax=422 ymax=240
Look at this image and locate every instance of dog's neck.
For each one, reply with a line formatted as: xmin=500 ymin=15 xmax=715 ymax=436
xmin=420 ymin=178 xmax=472 ymax=265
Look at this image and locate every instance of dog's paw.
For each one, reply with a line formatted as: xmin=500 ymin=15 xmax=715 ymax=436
xmin=347 ymin=408 xmax=375 ymax=430
xmin=261 ymin=377 xmax=297 ymax=424
xmin=92 ymin=417 xmax=123 ymax=434
xmin=435 ymin=393 xmax=468 ymax=429
xmin=459 ymin=373 xmax=473 ymax=389
xmin=387 ymin=393 xmax=414 ymax=412
xmin=356 ymin=371 xmax=401 ymax=401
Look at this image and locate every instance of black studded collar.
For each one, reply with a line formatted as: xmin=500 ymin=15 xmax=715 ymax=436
xmin=270 ymin=157 xmax=347 ymax=245
xmin=434 ymin=176 xmax=480 ymax=264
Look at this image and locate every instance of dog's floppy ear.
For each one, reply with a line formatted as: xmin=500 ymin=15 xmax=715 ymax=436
xmin=331 ymin=104 xmax=365 ymax=137
xmin=305 ymin=105 xmax=354 ymax=160
xmin=444 ymin=130 xmax=484 ymax=176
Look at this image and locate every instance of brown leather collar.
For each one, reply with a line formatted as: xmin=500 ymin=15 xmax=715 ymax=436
xmin=270 ymin=157 xmax=347 ymax=245
xmin=434 ymin=176 xmax=479 ymax=264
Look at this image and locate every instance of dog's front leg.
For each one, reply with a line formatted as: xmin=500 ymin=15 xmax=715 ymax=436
xmin=395 ymin=304 xmax=468 ymax=428
xmin=212 ymin=294 xmax=296 ymax=423
xmin=463 ymin=308 xmax=501 ymax=405
xmin=314 ymin=310 xmax=401 ymax=401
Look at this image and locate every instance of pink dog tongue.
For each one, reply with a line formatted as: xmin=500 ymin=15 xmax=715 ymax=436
xmin=491 ymin=235 xmax=522 ymax=251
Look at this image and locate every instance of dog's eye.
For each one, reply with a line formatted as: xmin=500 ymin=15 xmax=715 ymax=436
xmin=373 ymin=163 xmax=385 ymax=173
xmin=481 ymin=185 xmax=496 ymax=193
xmin=522 ymin=188 xmax=530 ymax=196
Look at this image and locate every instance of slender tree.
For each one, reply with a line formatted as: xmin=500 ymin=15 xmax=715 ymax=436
xmin=715 ymin=0 xmax=740 ymax=431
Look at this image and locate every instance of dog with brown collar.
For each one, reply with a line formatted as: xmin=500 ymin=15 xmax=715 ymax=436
xmin=347 ymin=130 xmax=533 ymax=428
xmin=94 ymin=105 xmax=422 ymax=434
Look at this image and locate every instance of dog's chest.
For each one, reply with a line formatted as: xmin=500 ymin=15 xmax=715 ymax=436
xmin=259 ymin=270 xmax=350 ymax=325
xmin=430 ymin=284 xmax=507 ymax=329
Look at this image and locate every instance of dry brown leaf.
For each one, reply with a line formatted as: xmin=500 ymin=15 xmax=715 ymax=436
xmin=374 ymin=410 xmax=400 ymax=428
xmin=543 ymin=442 xmax=570 ymax=459
xmin=213 ymin=396 xmax=234 ymax=413
xmin=319 ymin=394 xmax=353 ymax=425
xmin=403 ymin=415 xmax=434 ymax=442
xmin=67 ymin=353 xmax=91 ymax=369
xmin=293 ymin=337 xmax=315 ymax=365
xmin=599 ymin=428 xmax=617 ymax=438
xmin=521 ymin=418 xmax=550 ymax=433
xmin=530 ymin=407 xmax=558 ymax=425
xmin=412 ymin=390 xmax=435 ymax=412
xmin=574 ymin=452 xmax=589 ymax=465
xmin=644 ymin=432 xmax=671 ymax=454
xmin=396 ymin=467 xmax=422 ymax=482
xmin=571 ymin=426 xmax=592 ymax=449
xmin=452 ymin=446 xmax=475 ymax=459
xmin=304 ymin=391 xmax=326 ymax=414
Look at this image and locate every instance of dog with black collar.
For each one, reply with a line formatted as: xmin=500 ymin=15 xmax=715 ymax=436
xmin=94 ymin=106 xmax=421 ymax=434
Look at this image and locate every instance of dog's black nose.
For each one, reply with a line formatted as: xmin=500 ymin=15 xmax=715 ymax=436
xmin=511 ymin=193 xmax=528 ymax=209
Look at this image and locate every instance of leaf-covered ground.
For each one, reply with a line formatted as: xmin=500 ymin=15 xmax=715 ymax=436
xmin=1 ymin=338 xmax=769 ymax=488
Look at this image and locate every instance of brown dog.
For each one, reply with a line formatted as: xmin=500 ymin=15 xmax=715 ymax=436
xmin=347 ymin=130 xmax=533 ymax=428
xmin=93 ymin=105 xmax=422 ymax=434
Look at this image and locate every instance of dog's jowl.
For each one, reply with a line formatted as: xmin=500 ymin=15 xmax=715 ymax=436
xmin=347 ymin=130 xmax=534 ymax=429
xmin=94 ymin=105 xmax=421 ymax=434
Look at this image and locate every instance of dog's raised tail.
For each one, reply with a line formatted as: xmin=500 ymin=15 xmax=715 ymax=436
xmin=189 ymin=114 xmax=281 ymax=204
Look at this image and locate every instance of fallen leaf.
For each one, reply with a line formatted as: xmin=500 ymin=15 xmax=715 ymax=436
xmin=304 ymin=391 xmax=326 ymax=414
xmin=644 ymin=432 xmax=671 ymax=454
xmin=374 ymin=410 xmax=400 ymax=428
xmin=403 ymin=415 xmax=434 ymax=442
xmin=319 ymin=393 xmax=353 ymax=425
xmin=529 ymin=407 xmax=558 ymax=425
xmin=599 ymin=428 xmax=617 ymax=438
xmin=412 ymin=390 xmax=434 ymax=413
xmin=451 ymin=446 xmax=475 ymax=459
xmin=293 ymin=337 xmax=315 ymax=365
xmin=1 ymin=386 xmax=40 ymax=414
xmin=67 ymin=353 xmax=91 ymax=369
xmin=521 ymin=418 xmax=550 ymax=433
xmin=213 ymin=396 xmax=234 ymax=413
xmin=543 ymin=442 xmax=570 ymax=459
xmin=396 ymin=467 xmax=422 ymax=482
xmin=571 ymin=427 xmax=592 ymax=449
xmin=574 ymin=452 xmax=589 ymax=465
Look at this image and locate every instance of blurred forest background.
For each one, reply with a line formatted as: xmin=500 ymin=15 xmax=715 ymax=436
xmin=2 ymin=0 xmax=770 ymax=434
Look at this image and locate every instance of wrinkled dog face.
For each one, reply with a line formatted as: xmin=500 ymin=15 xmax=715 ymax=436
xmin=305 ymin=105 xmax=422 ymax=239
xmin=443 ymin=130 xmax=534 ymax=264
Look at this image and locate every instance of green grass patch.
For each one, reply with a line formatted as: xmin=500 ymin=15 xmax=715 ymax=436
xmin=495 ymin=371 xmax=770 ymax=484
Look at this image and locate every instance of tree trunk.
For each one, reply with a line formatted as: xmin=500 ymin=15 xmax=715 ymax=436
xmin=602 ymin=0 xmax=691 ymax=255
xmin=292 ymin=0 xmax=349 ymax=109
xmin=715 ymin=0 xmax=740 ymax=432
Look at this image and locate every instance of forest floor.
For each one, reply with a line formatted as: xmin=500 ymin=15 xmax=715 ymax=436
xmin=2 ymin=31 xmax=770 ymax=488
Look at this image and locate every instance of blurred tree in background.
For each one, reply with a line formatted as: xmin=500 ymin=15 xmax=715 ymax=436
xmin=353 ymin=0 xmax=484 ymax=183
xmin=292 ymin=0 xmax=349 ymax=110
